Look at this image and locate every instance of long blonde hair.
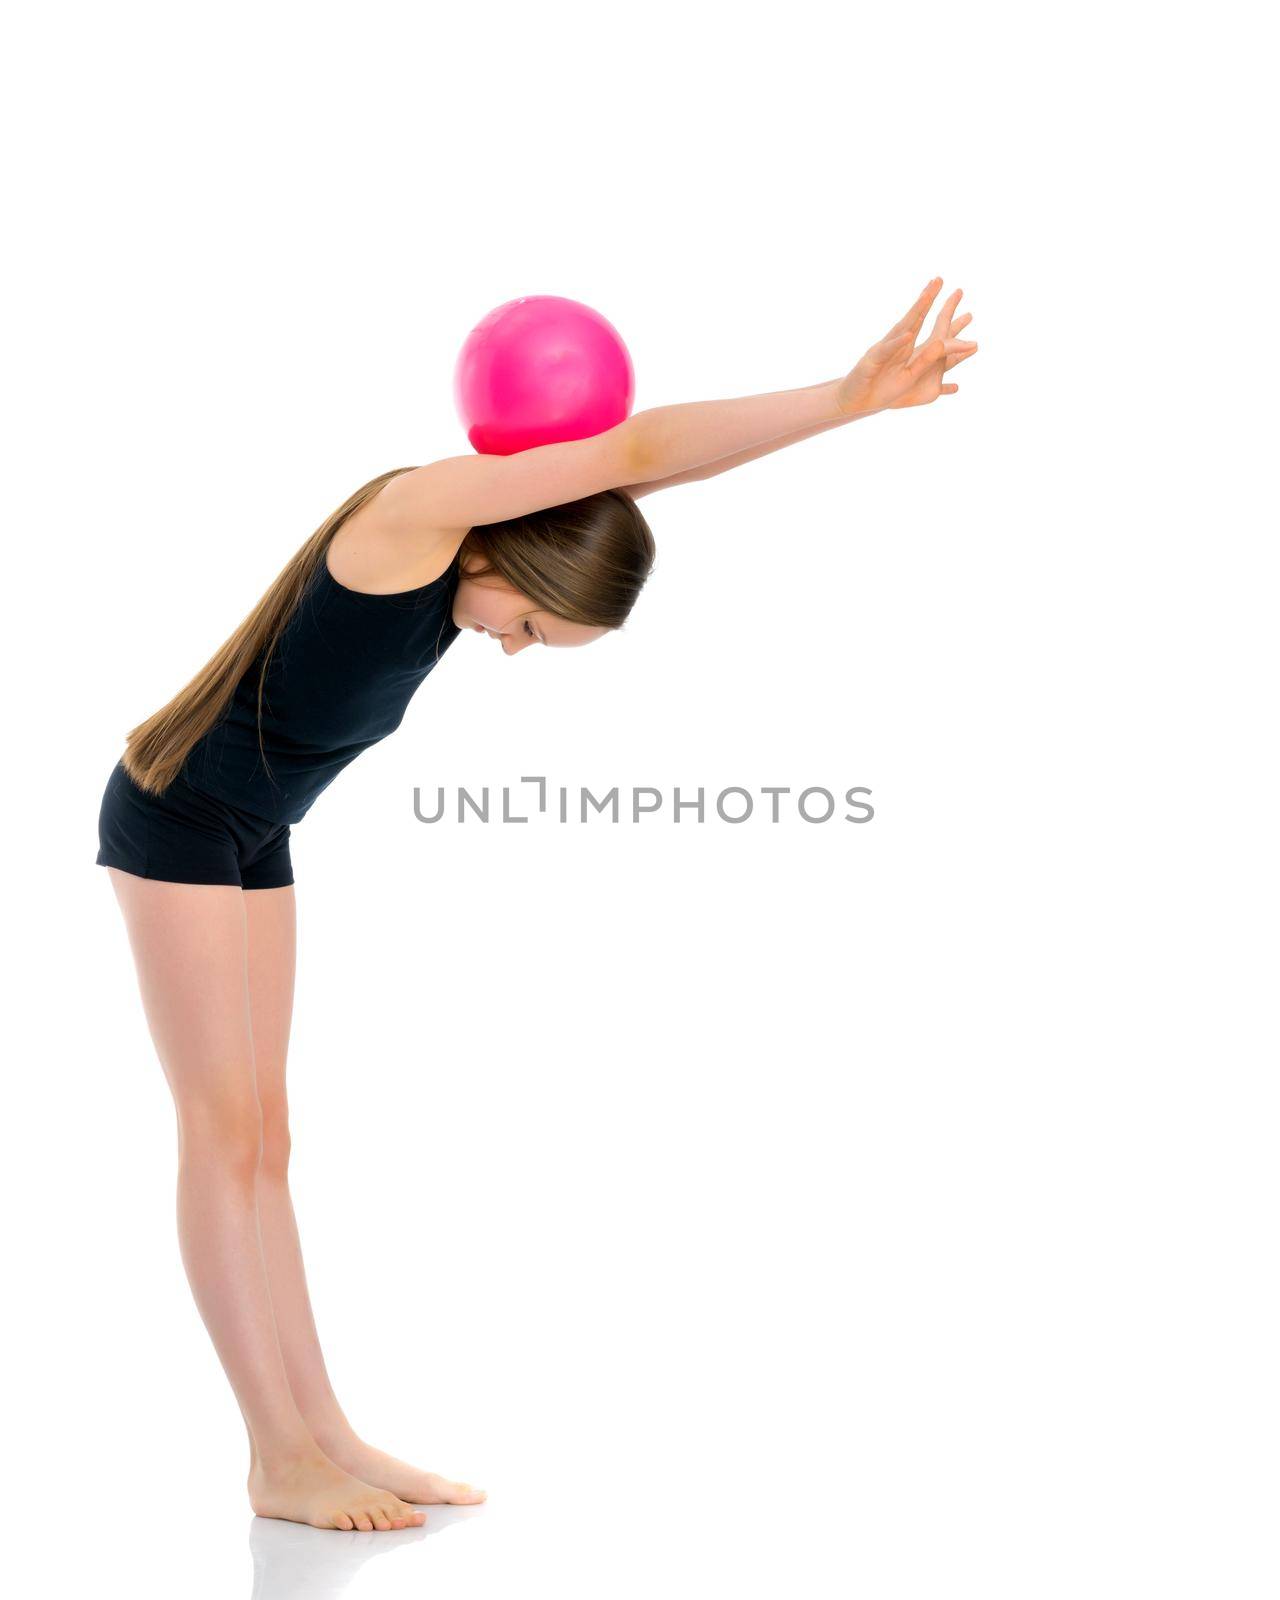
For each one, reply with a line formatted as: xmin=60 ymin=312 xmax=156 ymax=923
xmin=122 ymin=471 xmax=658 ymax=800
xmin=122 ymin=466 xmax=415 ymax=797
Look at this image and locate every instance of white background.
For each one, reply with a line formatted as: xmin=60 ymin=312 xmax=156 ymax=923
xmin=5 ymin=2 xmax=1276 ymax=1596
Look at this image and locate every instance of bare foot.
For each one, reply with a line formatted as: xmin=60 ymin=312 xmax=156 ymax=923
xmin=249 ymin=1451 xmax=429 ymax=1531
xmin=314 ymin=1430 xmax=487 ymax=1507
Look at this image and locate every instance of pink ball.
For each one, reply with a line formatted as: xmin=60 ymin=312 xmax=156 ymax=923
xmin=453 ymin=295 xmax=635 ymax=456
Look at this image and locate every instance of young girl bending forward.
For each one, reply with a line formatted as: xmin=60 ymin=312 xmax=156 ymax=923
xmin=96 ymin=279 xmax=977 ymax=1530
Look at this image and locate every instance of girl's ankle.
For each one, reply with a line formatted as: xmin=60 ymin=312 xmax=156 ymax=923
xmin=308 ymin=1414 xmax=357 ymax=1449
xmin=248 ymin=1438 xmax=327 ymax=1476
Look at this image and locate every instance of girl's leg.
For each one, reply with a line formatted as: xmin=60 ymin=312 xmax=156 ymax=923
xmin=104 ymin=867 xmax=424 ymax=1531
xmin=241 ymin=883 xmax=351 ymax=1432
xmin=243 ymin=883 xmax=485 ymax=1507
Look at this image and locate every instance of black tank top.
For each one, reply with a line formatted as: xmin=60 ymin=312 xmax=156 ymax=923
xmin=181 ymin=545 xmax=463 ymax=825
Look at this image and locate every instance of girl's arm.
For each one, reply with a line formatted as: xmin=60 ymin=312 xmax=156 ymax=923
xmin=621 ymin=377 xmax=849 ymax=487
xmin=381 ymin=278 xmax=975 ymax=535
xmin=623 ymin=278 xmax=977 ymax=498
xmin=619 ymin=379 xmax=851 ymax=499
xmin=385 ymin=375 xmax=852 ymax=537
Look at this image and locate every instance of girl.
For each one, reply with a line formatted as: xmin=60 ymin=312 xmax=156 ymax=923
xmin=96 ymin=278 xmax=977 ymax=1532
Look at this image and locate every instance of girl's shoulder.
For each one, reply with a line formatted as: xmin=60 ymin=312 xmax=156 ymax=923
xmin=325 ymin=491 xmax=464 ymax=596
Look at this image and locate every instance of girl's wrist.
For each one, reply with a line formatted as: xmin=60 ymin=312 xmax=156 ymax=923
xmin=832 ymin=377 xmax=880 ymax=421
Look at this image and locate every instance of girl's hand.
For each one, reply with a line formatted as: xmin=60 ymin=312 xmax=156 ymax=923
xmin=835 ymin=278 xmax=978 ymax=417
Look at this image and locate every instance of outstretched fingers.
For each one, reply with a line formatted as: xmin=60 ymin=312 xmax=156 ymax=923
xmin=881 ymin=277 xmax=943 ymax=344
xmin=939 ymin=338 xmax=978 ymax=395
xmin=928 ymin=287 xmax=964 ymax=343
xmin=907 ymin=334 xmax=977 ymax=373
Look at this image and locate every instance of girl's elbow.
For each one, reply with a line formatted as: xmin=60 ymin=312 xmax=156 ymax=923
xmin=618 ymin=412 xmax=660 ymax=484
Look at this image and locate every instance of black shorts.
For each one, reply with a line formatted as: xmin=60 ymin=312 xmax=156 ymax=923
xmin=95 ymin=759 xmax=294 ymax=889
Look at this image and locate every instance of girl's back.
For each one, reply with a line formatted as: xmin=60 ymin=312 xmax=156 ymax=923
xmin=180 ymin=540 xmax=462 ymax=826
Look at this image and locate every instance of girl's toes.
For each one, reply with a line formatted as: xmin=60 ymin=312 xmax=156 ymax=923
xmin=370 ymin=1509 xmax=391 ymax=1530
xmin=354 ymin=1514 xmax=374 ymax=1532
xmin=333 ymin=1512 xmax=354 ymax=1531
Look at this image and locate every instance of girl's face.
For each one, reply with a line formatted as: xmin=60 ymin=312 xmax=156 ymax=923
xmin=453 ymin=565 xmax=609 ymax=656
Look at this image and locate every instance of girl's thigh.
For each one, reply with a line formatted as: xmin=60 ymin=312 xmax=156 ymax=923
xmin=242 ymin=885 xmax=296 ymax=1115
xmin=104 ymin=865 xmax=258 ymax=1114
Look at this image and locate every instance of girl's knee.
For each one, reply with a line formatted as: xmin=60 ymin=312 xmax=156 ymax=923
xmin=177 ymin=1088 xmax=264 ymax=1170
